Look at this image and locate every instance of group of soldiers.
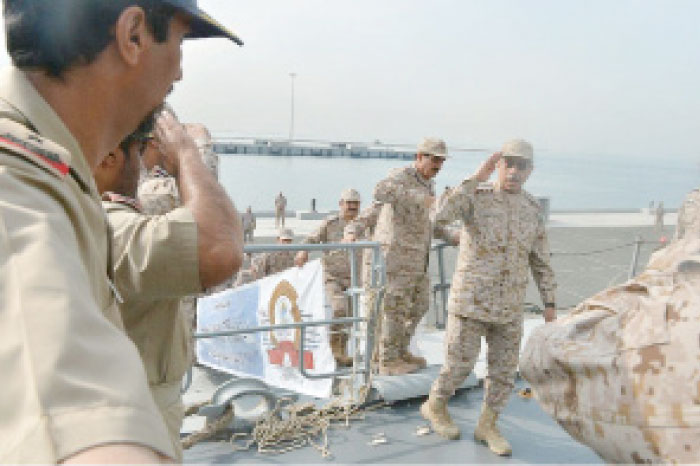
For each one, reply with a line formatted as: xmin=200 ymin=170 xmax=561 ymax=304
xmin=0 ymin=1 xmax=697 ymax=464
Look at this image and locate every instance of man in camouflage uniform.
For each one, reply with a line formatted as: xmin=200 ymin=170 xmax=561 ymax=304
xmin=252 ymin=228 xmax=296 ymax=278
xmin=367 ymin=137 xmax=459 ymax=376
xmin=295 ymin=188 xmax=363 ymax=367
xmin=242 ymin=206 xmax=257 ymax=242
xmin=95 ymin=114 xmax=242 ymax=460
xmin=275 ymin=191 xmax=287 ymax=228
xmin=421 ymin=139 xmax=556 ymax=456
xmin=521 ymin=187 xmax=700 ymax=464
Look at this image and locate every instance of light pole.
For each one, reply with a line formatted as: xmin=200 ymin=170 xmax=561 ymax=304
xmin=289 ymin=72 xmax=297 ymax=141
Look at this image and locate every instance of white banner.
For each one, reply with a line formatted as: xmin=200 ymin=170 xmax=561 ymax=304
xmin=196 ymin=259 xmax=335 ymax=398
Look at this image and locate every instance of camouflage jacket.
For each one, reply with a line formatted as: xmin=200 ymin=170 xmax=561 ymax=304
xmin=674 ymin=188 xmax=700 ymax=241
xmin=521 ymin=240 xmax=700 ymax=464
xmin=303 ymin=213 xmax=360 ymax=283
xmin=251 ymin=250 xmax=296 ymax=279
xmin=435 ymin=177 xmax=556 ymax=322
xmin=369 ymin=165 xmax=450 ymax=276
xmin=137 ymin=166 xmax=179 ymax=215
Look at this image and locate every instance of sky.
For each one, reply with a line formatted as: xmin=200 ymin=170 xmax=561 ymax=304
xmin=1 ymin=0 xmax=698 ymax=160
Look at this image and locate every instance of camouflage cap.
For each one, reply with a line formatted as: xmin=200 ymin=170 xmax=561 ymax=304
xmin=162 ymin=0 xmax=243 ymax=46
xmin=417 ymin=137 xmax=448 ymax=158
xmin=501 ymin=139 xmax=534 ymax=162
xmin=340 ymin=188 xmax=361 ymax=202
xmin=279 ymin=228 xmax=294 ymax=240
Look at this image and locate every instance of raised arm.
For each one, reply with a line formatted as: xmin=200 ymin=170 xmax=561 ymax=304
xmin=156 ymin=113 xmax=243 ymax=289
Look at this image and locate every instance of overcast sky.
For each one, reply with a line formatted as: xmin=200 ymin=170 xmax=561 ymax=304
xmin=1 ymin=0 xmax=699 ymax=159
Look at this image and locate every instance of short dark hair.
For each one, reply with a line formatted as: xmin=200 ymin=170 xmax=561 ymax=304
xmin=4 ymin=0 xmax=177 ymax=77
xmin=118 ymin=104 xmax=160 ymax=155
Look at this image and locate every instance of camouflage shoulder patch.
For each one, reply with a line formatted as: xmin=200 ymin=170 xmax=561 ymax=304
xmin=0 ymin=118 xmax=70 ymax=178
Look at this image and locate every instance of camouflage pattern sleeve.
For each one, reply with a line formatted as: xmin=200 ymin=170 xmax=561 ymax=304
xmin=434 ymin=177 xmax=479 ymax=228
xmin=352 ymin=201 xmax=382 ymax=238
xmin=529 ymin=216 xmax=557 ymax=305
xmin=250 ymin=253 xmax=268 ymax=279
xmin=303 ymin=218 xmax=328 ymax=244
xmin=433 ymin=224 xmax=460 ymax=244
xmin=374 ymin=168 xmax=429 ymax=207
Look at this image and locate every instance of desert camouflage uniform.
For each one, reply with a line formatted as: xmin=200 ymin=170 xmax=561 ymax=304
xmin=242 ymin=210 xmax=256 ymax=242
xmin=251 ymin=250 xmax=296 ymax=279
xmin=430 ymin=178 xmax=556 ymax=414
xmin=366 ymin=165 xmax=452 ymax=365
xmin=674 ymin=188 xmax=700 ymax=241
xmin=521 ymin=189 xmax=700 ymax=464
xmin=303 ymin=214 xmax=363 ymax=362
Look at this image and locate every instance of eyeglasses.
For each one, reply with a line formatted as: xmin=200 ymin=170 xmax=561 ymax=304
xmin=504 ymin=157 xmax=530 ymax=171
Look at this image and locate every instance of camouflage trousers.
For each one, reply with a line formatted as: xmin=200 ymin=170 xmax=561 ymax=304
xmin=326 ymin=279 xmax=351 ymax=330
xmin=431 ymin=314 xmax=523 ymax=413
xmin=378 ymin=273 xmax=430 ymax=362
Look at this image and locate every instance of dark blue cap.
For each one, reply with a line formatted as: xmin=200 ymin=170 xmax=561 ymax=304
xmin=162 ymin=0 xmax=243 ymax=46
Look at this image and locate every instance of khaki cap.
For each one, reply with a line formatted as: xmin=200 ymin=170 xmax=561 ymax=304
xmin=501 ymin=139 xmax=534 ymax=162
xmin=340 ymin=188 xmax=361 ymax=202
xmin=417 ymin=137 xmax=448 ymax=157
xmin=162 ymin=0 xmax=244 ymax=46
xmin=279 ymin=228 xmax=294 ymax=240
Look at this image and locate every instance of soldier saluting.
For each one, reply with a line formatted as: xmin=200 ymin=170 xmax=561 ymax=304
xmin=421 ymin=139 xmax=557 ymax=456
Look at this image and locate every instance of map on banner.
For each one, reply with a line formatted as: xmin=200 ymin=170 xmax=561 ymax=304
xmin=196 ymin=259 xmax=335 ymax=398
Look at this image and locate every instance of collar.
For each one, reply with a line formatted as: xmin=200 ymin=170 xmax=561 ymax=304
xmin=409 ymin=164 xmax=435 ymax=194
xmin=0 ymin=66 xmax=97 ymax=197
xmin=102 ymin=191 xmax=142 ymax=212
xmin=150 ymin=165 xmax=171 ymax=178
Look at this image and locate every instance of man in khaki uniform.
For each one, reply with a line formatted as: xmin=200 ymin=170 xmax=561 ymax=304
xmin=94 ymin=113 xmax=243 ymax=460
xmin=521 ymin=187 xmax=700 ymax=464
xmin=295 ymin=188 xmax=363 ymax=367
xmin=252 ymin=228 xmax=297 ymax=278
xmin=0 ymin=1 xmax=242 ymax=462
xmin=366 ymin=137 xmax=459 ymax=376
xmin=275 ymin=191 xmax=288 ymax=228
xmin=421 ymin=139 xmax=556 ymax=456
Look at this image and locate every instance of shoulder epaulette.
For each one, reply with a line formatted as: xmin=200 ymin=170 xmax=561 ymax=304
xmin=0 ymin=118 xmax=70 ymax=179
xmin=476 ymin=182 xmax=494 ymax=194
xmin=522 ymin=190 xmax=542 ymax=209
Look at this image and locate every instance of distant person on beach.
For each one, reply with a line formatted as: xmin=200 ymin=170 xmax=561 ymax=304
xmin=275 ymin=191 xmax=287 ymax=228
xmin=655 ymin=200 xmax=665 ymax=233
xmin=295 ymin=188 xmax=363 ymax=367
xmin=252 ymin=228 xmax=296 ymax=279
xmin=0 ymin=0 xmax=241 ymax=462
xmin=95 ymin=114 xmax=243 ymax=461
xmin=242 ymin=206 xmax=257 ymax=242
xmin=421 ymin=139 xmax=556 ymax=457
xmin=366 ymin=137 xmax=460 ymax=376
xmin=521 ymin=186 xmax=700 ymax=463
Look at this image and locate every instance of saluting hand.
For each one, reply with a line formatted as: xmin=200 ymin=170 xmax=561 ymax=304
xmin=474 ymin=151 xmax=503 ymax=182
xmin=153 ymin=111 xmax=199 ymax=178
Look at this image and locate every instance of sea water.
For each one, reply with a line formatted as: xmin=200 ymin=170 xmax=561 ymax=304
xmin=218 ymin=150 xmax=699 ymax=212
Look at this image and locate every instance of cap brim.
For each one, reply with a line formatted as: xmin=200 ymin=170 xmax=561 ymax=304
xmin=170 ymin=2 xmax=244 ymax=45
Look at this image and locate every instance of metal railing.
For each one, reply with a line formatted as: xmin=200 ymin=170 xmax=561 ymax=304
xmin=192 ymin=241 xmax=386 ymax=386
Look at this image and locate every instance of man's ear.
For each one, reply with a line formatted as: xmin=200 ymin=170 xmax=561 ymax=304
xmin=99 ymin=152 xmax=119 ymax=169
xmin=114 ymin=6 xmax=150 ymax=67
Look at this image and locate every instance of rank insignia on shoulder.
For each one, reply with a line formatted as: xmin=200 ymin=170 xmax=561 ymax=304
xmin=476 ymin=182 xmax=494 ymax=193
xmin=0 ymin=119 xmax=70 ymax=178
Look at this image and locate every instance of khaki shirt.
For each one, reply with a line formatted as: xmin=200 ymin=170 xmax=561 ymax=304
xmin=0 ymin=67 xmax=174 ymax=462
xmin=104 ymin=199 xmax=200 ymax=386
xmin=435 ymin=178 xmax=556 ymax=323
xmin=521 ymin=240 xmax=700 ymax=463
xmin=371 ymin=165 xmax=450 ymax=276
